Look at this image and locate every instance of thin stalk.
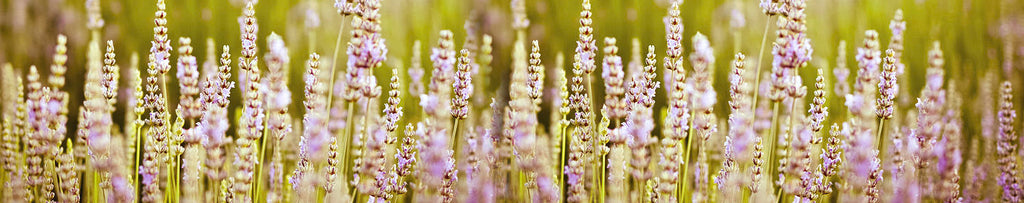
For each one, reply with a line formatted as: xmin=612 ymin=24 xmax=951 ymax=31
xmin=316 ymin=187 xmax=323 ymax=203
xmin=770 ymin=100 xmax=798 ymax=203
xmin=673 ymin=137 xmax=682 ymax=201
xmin=94 ymin=170 xmax=103 ymax=202
xmin=773 ymin=186 xmax=784 ymax=203
xmin=519 ymin=170 xmax=529 ymax=200
xmin=254 ymin=120 xmax=271 ymax=203
xmin=700 ymin=135 xmax=709 ymax=201
xmin=351 ymin=102 xmax=372 ymax=201
xmin=632 ymin=175 xmax=640 ymax=202
xmin=327 ymin=16 xmax=350 ymax=114
xmin=349 ymin=186 xmax=358 ymax=203
xmin=171 ymin=156 xmax=178 ymax=203
xmin=680 ymin=117 xmax=696 ymax=203
xmin=558 ymin=124 xmax=568 ymax=203
xmin=765 ymin=101 xmax=781 ymax=191
xmin=584 ymin=76 xmax=600 ymax=203
xmin=451 ymin=119 xmax=461 ymax=155
xmin=876 ymin=118 xmax=886 ymax=151
xmin=1 ymin=172 xmax=6 ymax=200
xmin=511 ymin=153 xmax=521 ymax=200
xmin=134 ymin=125 xmax=143 ymax=198
xmin=339 ymin=101 xmax=357 ymax=190
xmin=160 ymin=74 xmax=173 ymax=203
xmin=598 ymin=152 xmax=606 ymax=203
xmin=751 ymin=17 xmax=775 ymax=114
xmin=743 ymin=187 xmax=751 ymax=203
xmin=54 ymin=159 xmax=65 ymax=201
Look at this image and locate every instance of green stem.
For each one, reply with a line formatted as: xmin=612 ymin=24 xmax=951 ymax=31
xmin=165 ymin=157 xmax=172 ymax=202
xmin=751 ymin=16 xmax=775 ymax=114
xmin=255 ymin=121 xmax=271 ymax=203
xmin=584 ymin=76 xmax=600 ymax=203
xmin=675 ymin=141 xmax=682 ymax=202
xmin=876 ymin=118 xmax=886 ymax=151
xmin=316 ymin=187 xmax=324 ymax=203
xmin=774 ymin=186 xmax=784 ymax=203
xmin=350 ymin=103 xmax=371 ymax=201
xmin=340 ymin=101 xmax=357 ymax=191
xmin=766 ymin=101 xmax=781 ymax=192
xmin=452 ymin=119 xmax=461 ymax=155
xmin=680 ymin=118 xmax=696 ymax=203
xmin=743 ymin=187 xmax=751 ymax=203
xmin=54 ymin=159 xmax=64 ymax=201
xmin=174 ymin=157 xmax=179 ymax=203
xmin=327 ymin=16 xmax=350 ymax=114
xmin=134 ymin=125 xmax=143 ymax=199
xmin=558 ymin=124 xmax=568 ymax=203
xmin=599 ymin=152 xmax=606 ymax=203
xmin=348 ymin=177 xmax=358 ymax=203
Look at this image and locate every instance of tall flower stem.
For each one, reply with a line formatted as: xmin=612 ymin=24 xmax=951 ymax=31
xmin=451 ymin=119 xmax=461 ymax=154
xmin=779 ymin=99 xmax=798 ymax=202
xmin=340 ymin=101 xmax=357 ymax=192
xmin=598 ymin=151 xmax=606 ymax=203
xmin=765 ymin=101 xmax=781 ymax=192
xmin=751 ymin=17 xmax=774 ymax=113
xmin=327 ymin=17 xmax=350 ymax=114
xmin=134 ymin=124 xmax=144 ymax=197
xmin=774 ymin=186 xmax=784 ymax=203
xmin=558 ymin=124 xmax=569 ymax=200
xmin=329 ymin=18 xmax=354 ymax=196
xmin=349 ymin=101 xmax=372 ymax=201
xmin=680 ymin=118 xmax=696 ymax=203
xmin=159 ymin=74 xmax=172 ymax=203
xmin=254 ymin=119 xmax=271 ymax=203
xmin=876 ymin=118 xmax=886 ymax=150
xmin=584 ymin=77 xmax=601 ymax=203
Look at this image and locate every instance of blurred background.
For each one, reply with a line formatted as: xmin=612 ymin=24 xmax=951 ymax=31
xmin=0 ymin=0 xmax=1022 ymax=138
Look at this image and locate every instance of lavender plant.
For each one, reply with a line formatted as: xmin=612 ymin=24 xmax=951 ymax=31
xmin=0 ymin=0 xmax=1020 ymax=203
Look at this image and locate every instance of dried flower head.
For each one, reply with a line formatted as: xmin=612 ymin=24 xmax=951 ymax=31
xmin=264 ymin=33 xmax=292 ymax=141
xmin=808 ymin=67 xmax=828 ymax=132
xmin=849 ymin=30 xmax=881 ymax=117
xmin=347 ymin=0 xmax=386 ymax=100
xmin=511 ymin=0 xmax=529 ymax=30
xmin=760 ymin=0 xmax=783 ymax=16
xmin=574 ymin=0 xmax=597 ymax=75
xmin=690 ymin=33 xmax=717 ymax=143
xmin=997 ymin=81 xmax=1020 ymax=202
xmin=384 ymin=67 xmax=403 ymax=132
xmin=888 ymin=9 xmax=906 ymax=74
xmin=769 ymin=0 xmax=812 ymax=100
xmin=876 ymin=49 xmax=897 ymax=119
xmin=233 ymin=2 xmax=265 ymax=201
xmin=86 ymin=0 xmax=104 ymax=29
xmin=335 ymin=0 xmax=361 ymax=16
xmin=833 ymin=41 xmax=850 ymax=97
xmin=151 ymin=0 xmax=172 ymax=75
xmin=177 ymin=37 xmax=202 ymax=121
xmin=664 ymin=2 xmax=684 ymax=72
xmin=913 ymin=42 xmax=946 ymax=171
xmin=640 ymin=45 xmax=660 ymax=109
xmin=602 ymin=38 xmax=626 ymax=121
xmin=50 ymin=34 xmax=68 ymax=89
xmin=202 ymin=45 xmax=234 ymax=182
xmin=529 ymin=41 xmax=545 ymax=103
xmin=452 ymin=49 xmax=474 ymax=119
xmin=102 ymin=40 xmax=119 ymax=108
xmin=409 ymin=41 xmax=425 ymax=97
xmin=302 ymin=53 xmax=329 ymax=161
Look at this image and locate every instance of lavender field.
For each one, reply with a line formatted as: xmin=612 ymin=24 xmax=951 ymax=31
xmin=0 ymin=0 xmax=1021 ymax=202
